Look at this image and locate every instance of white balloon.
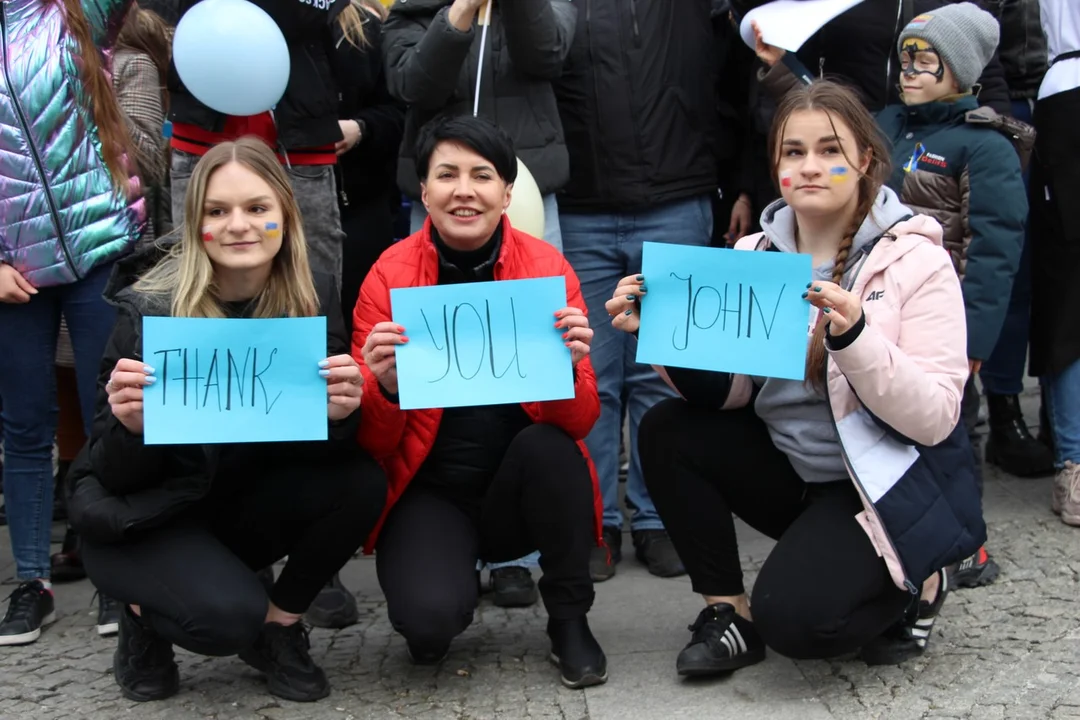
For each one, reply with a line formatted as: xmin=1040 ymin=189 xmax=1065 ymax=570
xmin=505 ymin=158 xmax=545 ymax=240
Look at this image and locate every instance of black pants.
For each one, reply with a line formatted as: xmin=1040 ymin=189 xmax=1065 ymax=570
xmin=82 ymin=447 xmax=387 ymax=657
xmin=375 ymin=425 xmax=595 ymax=651
xmin=639 ymin=400 xmax=911 ymax=660
xmin=961 ymin=376 xmax=984 ymax=498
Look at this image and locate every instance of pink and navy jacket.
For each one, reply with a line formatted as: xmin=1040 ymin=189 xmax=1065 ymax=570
xmin=662 ymin=194 xmax=985 ymax=592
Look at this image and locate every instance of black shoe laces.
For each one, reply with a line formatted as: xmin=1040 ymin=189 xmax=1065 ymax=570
xmin=264 ymin=623 xmax=317 ymax=672
xmin=2 ymin=582 xmax=45 ymax=625
xmin=121 ymin=611 xmax=174 ymax=672
xmin=687 ymin=605 xmax=737 ymax=655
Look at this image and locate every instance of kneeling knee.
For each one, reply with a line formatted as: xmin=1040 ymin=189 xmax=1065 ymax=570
xmin=751 ymin=591 xmax=849 ymax=660
xmin=389 ymin=597 xmax=474 ymax=651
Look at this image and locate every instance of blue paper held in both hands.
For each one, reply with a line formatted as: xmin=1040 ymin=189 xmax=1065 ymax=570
xmin=141 ymin=316 xmax=329 ymax=445
xmin=390 ymin=276 xmax=576 ymax=410
xmin=636 ymin=242 xmax=812 ymax=381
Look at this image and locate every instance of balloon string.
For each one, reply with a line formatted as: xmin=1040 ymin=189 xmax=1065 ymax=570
xmin=268 ymin=108 xmax=292 ymax=169
xmin=472 ymin=2 xmax=492 ymax=117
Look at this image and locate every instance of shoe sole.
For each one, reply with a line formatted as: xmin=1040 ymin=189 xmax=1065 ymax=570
xmin=0 ymin=611 xmax=56 ymax=646
xmin=548 ymin=652 xmax=608 ymax=689
xmin=676 ymin=648 xmax=766 ymax=677
xmin=238 ymin=650 xmax=331 ymax=703
xmin=985 ymin=446 xmax=1056 ymax=478
xmin=97 ymin=622 xmax=119 ymax=636
xmin=113 ymin=650 xmax=180 ymax=702
xmin=491 ymin=589 xmax=539 ymax=608
xmin=1062 ymin=511 xmax=1080 ymax=527
xmin=949 ymin=564 xmax=1001 ymax=590
xmin=861 ymin=644 xmax=925 ymax=666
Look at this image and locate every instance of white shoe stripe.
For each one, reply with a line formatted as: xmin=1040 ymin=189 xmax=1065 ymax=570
xmin=720 ymin=634 xmax=734 ymax=657
xmin=911 ymin=627 xmax=931 ymax=639
xmin=729 ymin=624 xmax=747 ymax=655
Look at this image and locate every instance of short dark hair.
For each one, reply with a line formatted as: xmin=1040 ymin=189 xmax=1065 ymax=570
xmin=415 ymin=114 xmax=518 ymax=184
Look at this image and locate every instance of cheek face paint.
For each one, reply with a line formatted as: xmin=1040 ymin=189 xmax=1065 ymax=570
xmin=780 ymin=170 xmax=793 ymax=188
xmin=264 ymin=221 xmax=281 ymax=238
xmin=201 ymin=226 xmax=214 ymax=243
xmin=829 ymin=166 xmax=849 ymax=184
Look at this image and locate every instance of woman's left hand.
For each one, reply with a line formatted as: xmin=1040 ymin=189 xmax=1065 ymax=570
xmin=335 ymin=120 xmax=362 ymax=156
xmin=805 ymin=281 xmax=862 ymax=336
xmin=320 ymin=354 xmax=364 ymax=421
xmin=555 ymin=307 xmax=593 ymax=366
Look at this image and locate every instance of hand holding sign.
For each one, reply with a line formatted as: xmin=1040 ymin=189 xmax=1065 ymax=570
xmin=553 ymin=307 xmax=593 ymax=366
xmin=604 ymin=275 xmax=647 ymax=334
xmin=361 ymin=321 xmax=408 ymax=397
xmin=806 ymin=280 xmax=862 ymax=335
xmin=320 ymin=354 xmax=364 ymax=421
xmin=106 ymin=358 xmax=157 ymax=435
xmin=751 ymin=21 xmax=786 ymax=68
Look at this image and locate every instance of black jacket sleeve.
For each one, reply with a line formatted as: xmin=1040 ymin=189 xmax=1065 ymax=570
xmin=383 ymin=6 xmax=475 ymax=109
xmin=500 ymin=0 xmax=577 ymax=80
xmin=322 ymin=275 xmax=362 ymax=443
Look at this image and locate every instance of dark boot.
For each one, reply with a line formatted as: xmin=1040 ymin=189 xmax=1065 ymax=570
xmin=984 ymin=394 xmax=1056 ymax=478
xmin=1038 ymin=387 xmax=1055 ymax=454
xmin=547 ymin=617 xmax=607 ymax=689
xmin=50 ymin=526 xmax=86 ymax=583
xmin=113 ymin=606 xmax=180 ymax=702
xmin=238 ymin=622 xmax=330 ymax=702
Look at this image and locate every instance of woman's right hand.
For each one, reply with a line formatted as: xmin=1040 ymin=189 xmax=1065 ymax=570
xmin=0 ymin=263 xmax=38 ymax=304
xmin=361 ymin=321 xmax=409 ymax=397
xmin=106 ymin=359 xmax=157 ymax=435
xmin=751 ymin=21 xmax=786 ymax=68
xmin=449 ymin=0 xmax=489 ymax=31
xmin=604 ymin=275 xmax=647 ymax=335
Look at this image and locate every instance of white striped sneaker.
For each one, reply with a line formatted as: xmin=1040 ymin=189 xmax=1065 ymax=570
xmin=861 ymin=568 xmax=949 ymax=666
xmin=676 ymin=603 xmax=765 ymax=677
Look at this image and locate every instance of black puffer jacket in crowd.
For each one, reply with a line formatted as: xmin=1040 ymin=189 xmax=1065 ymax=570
xmin=65 ymin=240 xmax=358 ymax=544
xmin=732 ymin=0 xmax=1012 ymax=115
xmin=553 ymin=0 xmax=720 ymax=213
xmin=987 ymin=0 xmax=1048 ymax=99
xmin=167 ymin=0 xmax=350 ymax=150
xmin=382 ymin=0 xmax=577 ymax=199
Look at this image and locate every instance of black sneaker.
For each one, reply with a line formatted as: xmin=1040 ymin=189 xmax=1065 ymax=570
xmin=489 ymin=566 xmax=538 ymax=608
xmin=632 ymin=529 xmax=686 ymax=578
xmin=0 ymin=580 xmax=56 ymax=646
xmin=96 ymin=593 xmax=122 ymax=636
xmin=303 ymin=573 xmax=359 ymax=629
xmin=949 ymin=546 xmax=1000 ymax=590
xmin=861 ymin=568 xmax=948 ymax=666
xmin=589 ymin=526 xmax=621 ymax=582
xmin=238 ymin=622 xmax=330 ymax=702
xmin=676 ymin=603 xmax=765 ymax=676
xmin=50 ymin=526 xmax=86 ymax=583
xmin=547 ymin=616 xmax=608 ymax=689
xmin=113 ymin=605 xmax=179 ymax=702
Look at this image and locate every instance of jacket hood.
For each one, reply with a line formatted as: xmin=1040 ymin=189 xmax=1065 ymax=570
xmin=759 ymin=184 xmax=917 ymax=254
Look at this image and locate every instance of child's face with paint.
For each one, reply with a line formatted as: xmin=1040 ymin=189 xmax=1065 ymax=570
xmin=776 ymin=109 xmax=867 ymax=218
xmin=898 ymin=38 xmax=960 ymax=105
xmin=199 ymin=161 xmax=286 ymax=277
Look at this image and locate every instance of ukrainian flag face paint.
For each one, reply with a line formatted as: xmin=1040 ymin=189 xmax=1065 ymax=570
xmin=264 ymin=222 xmax=281 ymax=239
xmin=829 ymin=166 xmax=849 ymax=184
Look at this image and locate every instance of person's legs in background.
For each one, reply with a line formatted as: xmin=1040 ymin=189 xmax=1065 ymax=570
xmin=287 ymin=164 xmax=347 ymax=284
xmin=951 ymin=376 xmax=1001 ymax=589
xmin=621 ymin=195 xmax=713 ymax=577
xmin=0 ymin=291 xmax=60 ymax=645
xmin=1048 ymin=360 xmax=1080 ymax=526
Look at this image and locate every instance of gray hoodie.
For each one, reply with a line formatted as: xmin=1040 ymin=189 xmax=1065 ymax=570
xmin=751 ymin=186 xmax=913 ymax=483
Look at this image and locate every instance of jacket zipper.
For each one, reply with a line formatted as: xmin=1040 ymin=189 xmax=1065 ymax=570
xmin=0 ymin=11 xmax=80 ymax=279
xmin=583 ymin=0 xmax=607 ymax=200
xmin=822 ymin=252 xmax=919 ymax=598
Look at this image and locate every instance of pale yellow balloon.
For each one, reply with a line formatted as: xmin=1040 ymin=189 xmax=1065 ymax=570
xmin=505 ymin=157 xmax=545 ymax=239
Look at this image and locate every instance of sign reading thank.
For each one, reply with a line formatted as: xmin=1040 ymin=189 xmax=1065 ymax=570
xmin=390 ymin=276 xmax=575 ymax=410
xmin=636 ymin=242 xmax=812 ymax=380
xmin=141 ymin=316 xmax=328 ymax=444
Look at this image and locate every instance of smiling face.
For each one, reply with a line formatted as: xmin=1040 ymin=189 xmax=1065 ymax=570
xmin=898 ymin=39 xmax=960 ymax=105
xmin=199 ymin=161 xmax=285 ymax=278
xmin=775 ymin=109 xmax=869 ymax=219
xmin=421 ymin=141 xmax=512 ymax=251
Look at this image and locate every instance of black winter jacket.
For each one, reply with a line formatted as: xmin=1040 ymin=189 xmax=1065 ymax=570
xmin=732 ymin=0 xmax=1013 ymax=115
xmin=65 ymin=241 xmax=359 ymax=544
xmin=383 ymin=0 xmax=577 ymax=199
xmin=167 ymin=0 xmax=350 ymax=150
xmin=987 ymin=0 xmax=1048 ymax=99
xmin=333 ymin=9 xmax=405 ymax=208
xmin=553 ymin=0 xmax=720 ymax=213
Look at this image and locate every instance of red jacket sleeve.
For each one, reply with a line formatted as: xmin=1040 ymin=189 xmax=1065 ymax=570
xmin=353 ymin=260 xmax=408 ymax=460
xmin=526 ymin=257 xmax=601 ymax=439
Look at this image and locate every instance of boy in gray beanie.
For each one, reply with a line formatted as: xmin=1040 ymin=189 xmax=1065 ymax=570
xmin=897 ymin=3 xmax=1001 ymax=103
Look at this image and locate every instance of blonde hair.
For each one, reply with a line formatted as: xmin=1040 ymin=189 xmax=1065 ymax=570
xmin=337 ymin=0 xmax=384 ymax=48
xmin=135 ymin=138 xmax=319 ymax=319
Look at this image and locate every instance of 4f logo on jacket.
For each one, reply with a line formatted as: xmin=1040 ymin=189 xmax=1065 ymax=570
xmin=867 ymin=291 xmax=885 ymax=301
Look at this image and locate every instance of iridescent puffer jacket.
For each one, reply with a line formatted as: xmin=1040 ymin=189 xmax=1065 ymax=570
xmin=0 ymin=0 xmax=145 ymax=289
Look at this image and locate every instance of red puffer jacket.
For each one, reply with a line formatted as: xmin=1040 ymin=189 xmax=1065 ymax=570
xmin=352 ymin=216 xmax=603 ymax=552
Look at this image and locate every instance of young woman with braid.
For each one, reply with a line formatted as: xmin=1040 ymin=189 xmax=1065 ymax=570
xmin=608 ymin=81 xmax=984 ymax=677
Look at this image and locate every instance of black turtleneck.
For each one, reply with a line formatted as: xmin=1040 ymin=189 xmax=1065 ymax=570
xmin=418 ymin=222 xmax=531 ymax=515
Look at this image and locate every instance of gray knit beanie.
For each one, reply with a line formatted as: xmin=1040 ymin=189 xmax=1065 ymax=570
xmin=897 ymin=3 xmax=1000 ymax=92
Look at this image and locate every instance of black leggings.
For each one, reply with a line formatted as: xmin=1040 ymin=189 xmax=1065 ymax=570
xmin=82 ymin=446 xmax=387 ymax=657
xmin=375 ymin=424 xmax=595 ymax=651
xmin=639 ymin=399 xmax=911 ymax=660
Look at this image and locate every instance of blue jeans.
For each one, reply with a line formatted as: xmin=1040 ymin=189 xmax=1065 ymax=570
xmin=409 ymin=193 xmax=563 ymax=253
xmin=0 ymin=262 xmax=117 ymax=580
xmin=1045 ymin=359 xmax=1080 ymax=466
xmin=980 ymin=98 xmax=1036 ymax=396
xmin=561 ymin=196 xmax=714 ymax=531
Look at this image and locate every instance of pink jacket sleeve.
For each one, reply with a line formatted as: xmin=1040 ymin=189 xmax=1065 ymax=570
xmin=828 ymin=244 xmax=967 ymax=447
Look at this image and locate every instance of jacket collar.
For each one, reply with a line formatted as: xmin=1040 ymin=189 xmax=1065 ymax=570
xmin=418 ymin=214 xmax=517 ymax=283
xmin=902 ymin=94 xmax=978 ymax=126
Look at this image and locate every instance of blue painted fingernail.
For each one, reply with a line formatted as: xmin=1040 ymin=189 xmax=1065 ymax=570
xmin=823 ymin=307 xmax=832 ymax=314
xmin=813 ymin=286 xmax=822 ymax=292
xmin=806 ymin=282 xmax=812 ymax=289
xmin=319 ymin=369 xmax=331 ymax=377
xmin=636 ymin=275 xmax=644 ymax=281
xmin=318 ymin=360 xmax=330 ymax=368
xmin=639 ymin=285 xmax=647 ymax=292
xmin=801 ymin=292 xmax=809 ymax=299
xmin=144 ymin=376 xmax=156 ymax=384
xmin=625 ymin=309 xmax=633 ymax=315
xmin=627 ymin=294 xmax=636 ymax=301
xmin=143 ymin=365 xmax=155 ymax=374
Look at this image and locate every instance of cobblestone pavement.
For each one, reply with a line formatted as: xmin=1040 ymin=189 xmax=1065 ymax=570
xmin=1 ymin=389 xmax=1077 ymax=719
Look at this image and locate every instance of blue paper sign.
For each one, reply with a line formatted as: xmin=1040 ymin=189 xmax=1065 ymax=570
xmin=390 ymin=276 xmax=575 ymax=410
xmin=141 ymin=316 xmax=329 ymax=444
xmin=636 ymin=242 xmax=813 ymax=380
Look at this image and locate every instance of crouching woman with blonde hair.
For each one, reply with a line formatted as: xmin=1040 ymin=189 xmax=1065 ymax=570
xmin=65 ymin=138 xmax=388 ymax=704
